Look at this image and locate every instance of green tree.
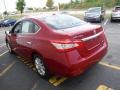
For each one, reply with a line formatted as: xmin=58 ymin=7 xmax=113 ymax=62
xmin=71 ymin=0 xmax=74 ymax=3
xmin=115 ymin=0 xmax=120 ymax=5
xmin=3 ymin=11 xmax=8 ymax=16
xmin=16 ymin=0 xmax=26 ymax=14
xmin=75 ymin=0 xmax=79 ymax=4
xmin=46 ymin=0 xmax=54 ymax=9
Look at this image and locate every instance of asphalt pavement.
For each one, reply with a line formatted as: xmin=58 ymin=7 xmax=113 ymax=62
xmin=0 ymin=19 xmax=120 ymax=90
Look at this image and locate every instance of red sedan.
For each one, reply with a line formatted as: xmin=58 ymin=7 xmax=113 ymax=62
xmin=5 ymin=14 xmax=108 ymax=78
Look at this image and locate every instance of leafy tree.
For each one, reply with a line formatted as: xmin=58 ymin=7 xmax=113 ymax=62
xmin=16 ymin=0 xmax=26 ymax=14
xmin=115 ymin=0 xmax=120 ymax=5
xmin=3 ymin=11 xmax=8 ymax=15
xmin=71 ymin=0 xmax=74 ymax=3
xmin=75 ymin=0 xmax=79 ymax=4
xmin=46 ymin=0 xmax=54 ymax=9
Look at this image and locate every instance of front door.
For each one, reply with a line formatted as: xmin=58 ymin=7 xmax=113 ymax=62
xmin=14 ymin=20 xmax=40 ymax=59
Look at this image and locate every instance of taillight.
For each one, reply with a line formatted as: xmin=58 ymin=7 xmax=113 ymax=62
xmin=51 ymin=40 xmax=83 ymax=52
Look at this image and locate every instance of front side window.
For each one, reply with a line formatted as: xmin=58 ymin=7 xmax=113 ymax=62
xmin=14 ymin=21 xmax=39 ymax=34
xmin=13 ymin=22 xmax=22 ymax=33
xmin=21 ymin=21 xmax=30 ymax=33
xmin=12 ymin=21 xmax=40 ymax=34
xmin=21 ymin=21 xmax=40 ymax=34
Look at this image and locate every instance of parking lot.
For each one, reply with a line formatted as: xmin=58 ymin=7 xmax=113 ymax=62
xmin=0 ymin=18 xmax=120 ymax=90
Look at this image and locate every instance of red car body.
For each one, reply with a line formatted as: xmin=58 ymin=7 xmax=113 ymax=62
xmin=5 ymin=14 xmax=108 ymax=77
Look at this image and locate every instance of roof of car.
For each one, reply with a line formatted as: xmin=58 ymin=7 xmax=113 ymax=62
xmin=19 ymin=14 xmax=67 ymax=21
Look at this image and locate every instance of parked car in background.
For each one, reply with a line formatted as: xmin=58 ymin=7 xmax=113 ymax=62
xmin=0 ymin=19 xmax=7 ymax=27
xmin=5 ymin=14 xmax=108 ymax=78
xmin=111 ymin=6 xmax=120 ymax=22
xmin=84 ymin=7 xmax=105 ymax=23
xmin=2 ymin=19 xmax=16 ymax=27
xmin=60 ymin=11 xmax=69 ymax=14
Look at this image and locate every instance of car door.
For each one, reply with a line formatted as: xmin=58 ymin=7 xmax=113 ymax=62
xmin=9 ymin=22 xmax=22 ymax=54
xmin=16 ymin=20 xmax=40 ymax=59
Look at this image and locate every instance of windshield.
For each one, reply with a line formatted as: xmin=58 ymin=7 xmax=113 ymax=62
xmin=88 ymin=8 xmax=101 ymax=13
xmin=115 ymin=7 xmax=120 ymax=10
xmin=41 ymin=14 xmax=86 ymax=30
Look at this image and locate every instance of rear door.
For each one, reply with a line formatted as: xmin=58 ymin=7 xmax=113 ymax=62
xmin=16 ymin=20 xmax=40 ymax=58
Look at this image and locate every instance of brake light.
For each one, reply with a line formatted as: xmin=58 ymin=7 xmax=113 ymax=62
xmin=51 ymin=40 xmax=83 ymax=52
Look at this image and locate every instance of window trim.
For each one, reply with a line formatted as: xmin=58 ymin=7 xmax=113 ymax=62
xmin=12 ymin=20 xmax=41 ymax=35
xmin=11 ymin=21 xmax=22 ymax=34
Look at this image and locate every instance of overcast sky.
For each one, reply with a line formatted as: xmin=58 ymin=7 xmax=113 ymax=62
xmin=0 ymin=0 xmax=70 ymax=13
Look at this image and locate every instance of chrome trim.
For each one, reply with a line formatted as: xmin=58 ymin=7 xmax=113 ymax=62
xmin=88 ymin=43 xmax=100 ymax=51
xmin=81 ymin=31 xmax=103 ymax=42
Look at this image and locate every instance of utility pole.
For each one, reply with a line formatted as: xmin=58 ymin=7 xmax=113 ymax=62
xmin=3 ymin=0 xmax=7 ymax=19
xmin=57 ymin=2 xmax=60 ymax=12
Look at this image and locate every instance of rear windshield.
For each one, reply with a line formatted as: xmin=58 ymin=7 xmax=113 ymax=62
xmin=115 ymin=7 xmax=120 ymax=10
xmin=41 ymin=14 xmax=86 ymax=30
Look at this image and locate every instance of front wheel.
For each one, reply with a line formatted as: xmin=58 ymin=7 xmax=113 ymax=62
xmin=34 ymin=55 xmax=50 ymax=79
xmin=110 ymin=17 xmax=114 ymax=22
xmin=98 ymin=17 xmax=102 ymax=23
xmin=6 ymin=42 xmax=14 ymax=54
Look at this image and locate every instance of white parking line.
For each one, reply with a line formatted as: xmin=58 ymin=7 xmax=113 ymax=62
xmin=0 ymin=61 xmax=16 ymax=77
xmin=103 ymin=19 xmax=108 ymax=26
xmin=0 ymin=44 xmax=6 ymax=47
xmin=0 ymin=50 xmax=9 ymax=57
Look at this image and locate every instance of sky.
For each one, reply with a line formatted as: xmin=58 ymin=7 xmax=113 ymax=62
xmin=0 ymin=0 xmax=70 ymax=13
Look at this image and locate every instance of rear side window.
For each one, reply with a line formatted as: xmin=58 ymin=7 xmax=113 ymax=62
xmin=41 ymin=14 xmax=86 ymax=30
xmin=21 ymin=21 xmax=40 ymax=33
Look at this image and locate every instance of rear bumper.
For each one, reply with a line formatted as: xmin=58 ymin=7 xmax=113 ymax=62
xmin=66 ymin=43 xmax=107 ymax=77
xmin=52 ymin=42 xmax=108 ymax=77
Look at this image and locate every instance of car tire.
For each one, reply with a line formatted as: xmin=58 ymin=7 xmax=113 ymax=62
xmin=33 ymin=55 xmax=50 ymax=79
xmin=99 ymin=17 xmax=102 ymax=23
xmin=110 ymin=17 xmax=114 ymax=22
xmin=6 ymin=42 xmax=14 ymax=54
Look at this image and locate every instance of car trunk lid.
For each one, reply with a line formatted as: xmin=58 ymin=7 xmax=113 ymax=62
xmin=56 ymin=24 xmax=105 ymax=57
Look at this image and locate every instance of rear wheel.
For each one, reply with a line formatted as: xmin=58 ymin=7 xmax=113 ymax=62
xmin=33 ymin=55 xmax=50 ymax=79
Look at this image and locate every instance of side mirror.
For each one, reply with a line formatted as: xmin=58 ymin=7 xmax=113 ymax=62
xmin=5 ymin=31 xmax=11 ymax=34
xmin=14 ymin=29 xmax=20 ymax=33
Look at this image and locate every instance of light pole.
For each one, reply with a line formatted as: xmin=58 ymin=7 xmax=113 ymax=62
xmin=56 ymin=0 xmax=60 ymax=13
xmin=57 ymin=2 xmax=60 ymax=12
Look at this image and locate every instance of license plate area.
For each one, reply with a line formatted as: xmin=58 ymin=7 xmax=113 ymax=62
xmin=84 ymin=35 xmax=102 ymax=50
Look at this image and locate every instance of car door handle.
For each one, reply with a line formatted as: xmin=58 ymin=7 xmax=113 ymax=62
xmin=26 ymin=42 xmax=32 ymax=45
